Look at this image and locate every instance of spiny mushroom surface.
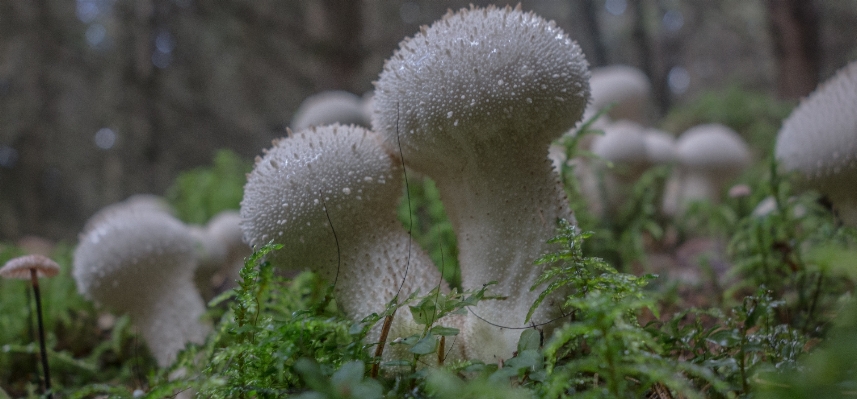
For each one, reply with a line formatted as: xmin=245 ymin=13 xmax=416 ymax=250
xmin=675 ymin=123 xmax=751 ymax=207
xmin=372 ymin=5 xmax=590 ymax=360
xmin=775 ymin=60 xmax=857 ymax=224
xmin=290 ymin=91 xmax=369 ymax=131
xmin=240 ymin=124 xmax=464 ymax=359
xmin=74 ymin=205 xmax=210 ymax=367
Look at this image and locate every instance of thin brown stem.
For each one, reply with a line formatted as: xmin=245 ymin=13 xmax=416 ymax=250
xmin=30 ymin=269 xmax=52 ymax=398
xmin=370 ymin=310 xmax=396 ymax=378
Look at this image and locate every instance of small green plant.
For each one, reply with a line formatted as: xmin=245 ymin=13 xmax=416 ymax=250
xmin=530 ymin=220 xmax=723 ymax=398
xmin=166 ymin=149 xmax=250 ymax=224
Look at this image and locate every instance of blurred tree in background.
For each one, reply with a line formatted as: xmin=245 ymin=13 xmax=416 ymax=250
xmin=0 ymin=0 xmax=855 ymax=242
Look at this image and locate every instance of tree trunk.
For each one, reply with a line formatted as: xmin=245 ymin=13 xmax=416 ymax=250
xmin=767 ymin=0 xmax=820 ymax=99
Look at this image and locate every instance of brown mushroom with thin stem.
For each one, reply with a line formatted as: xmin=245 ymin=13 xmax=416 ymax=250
xmin=0 ymin=254 xmax=60 ymax=397
xmin=372 ymin=5 xmax=590 ymax=360
xmin=775 ymin=60 xmax=857 ymax=224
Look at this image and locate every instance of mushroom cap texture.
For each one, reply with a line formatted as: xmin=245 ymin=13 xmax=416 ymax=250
xmin=0 ymin=254 xmax=60 ymax=279
xmin=240 ymin=124 xmax=401 ymax=275
xmin=677 ymin=124 xmax=751 ymax=173
xmin=372 ymin=5 xmax=590 ymax=172
xmin=291 ymin=91 xmax=369 ymax=131
xmin=73 ymin=206 xmax=198 ymax=311
xmin=775 ymin=61 xmax=857 ymax=195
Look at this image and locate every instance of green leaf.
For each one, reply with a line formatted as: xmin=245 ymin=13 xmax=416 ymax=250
xmin=430 ymin=325 xmax=460 ymax=336
xmin=517 ymin=329 xmax=541 ymax=353
xmin=409 ymin=334 xmax=438 ymax=355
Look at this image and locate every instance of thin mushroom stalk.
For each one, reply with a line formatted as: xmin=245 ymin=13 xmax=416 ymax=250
xmin=0 ymin=254 xmax=61 ymax=398
xmin=372 ymin=5 xmax=590 ymax=360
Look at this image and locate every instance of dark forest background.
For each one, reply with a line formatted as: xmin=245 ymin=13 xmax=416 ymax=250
xmin=1 ymin=0 xmax=855 ymax=241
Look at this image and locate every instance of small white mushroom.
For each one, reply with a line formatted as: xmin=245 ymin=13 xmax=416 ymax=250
xmin=290 ymin=91 xmax=369 ymax=130
xmin=73 ymin=205 xmax=211 ymax=367
xmin=372 ymin=5 xmax=590 ymax=361
xmin=587 ymin=65 xmax=652 ymax=125
xmin=643 ymin=128 xmax=678 ymax=166
xmin=590 ymin=121 xmax=651 ymax=214
xmin=675 ymin=124 xmax=751 ymax=208
xmin=775 ymin=61 xmax=857 ymax=224
xmin=190 ymin=211 xmax=251 ymax=299
xmin=240 ymin=124 xmax=464 ymax=359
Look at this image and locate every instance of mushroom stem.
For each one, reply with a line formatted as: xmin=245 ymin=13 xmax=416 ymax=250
xmin=431 ymin=147 xmax=572 ymax=359
xmin=127 ymin=279 xmax=210 ymax=367
xmin=30 ymin=269 xmax=52 ymax=397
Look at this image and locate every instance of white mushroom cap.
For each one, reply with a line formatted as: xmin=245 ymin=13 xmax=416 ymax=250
xmin=588 ymin=65 xmax=652 ymax=124
xmin=372 ymin=5 xmax=589 ymax=361
xmin=74 ymin=205 xmax=210 ymax=367
xmin=290 ymin=91 xmax=369 ymax=131
xmin=372 ymin=4 xmax=590 ymax=176
xmin=197 ymin=211 xmax=251 ymax=291
xmin=775 ymin=61 xmax=857 ymax=224
xmin=241 ymin=125 xmax=402 ymax=277
xmin=83 ymin=194 xmax=173 ymax=233
xmin=240 ymin=124 xmax=464 ymax=359
xmin=591 ymin=120 xmax=650 ymax=181
xmin=676 ymin=123 xmax=751 ymax=203
xmin=643 ymin=128 xmax=678 ymax=165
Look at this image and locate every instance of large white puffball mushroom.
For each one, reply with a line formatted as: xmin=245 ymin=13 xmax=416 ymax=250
xmin=240 ymin=124 xmax=464 ymax=359
xmin=775 ymin=61 xmax=857 ymax=225
xmin=290 ymin=91 xmax=369 ymax=130
xmin=675 ymin=124 xmax=751 ymax=207
xmin=74 ymin=206 xmax=210 ymax=367
xmin=587 ymin=65 xmax=652 ymax=124
xmin=373 ymin=5 xmax=590 ymax=361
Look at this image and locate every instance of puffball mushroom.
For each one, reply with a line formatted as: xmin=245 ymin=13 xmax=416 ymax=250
xmin=190 ymin=211 xmax=251 ymax=299
xmin=240 ymin=124 xmax=463 ymax=359
xmin=587 ymin=65 xmax=652 ymax=124
xmin=675 ymin=124 xmax=751 ymax=208
xmin=73 ymin=205 xmax=211 ymax=367
xmin=1 ymin=254 xmax=60 ymax=396
xmin=372 ymin=5 xmax=590 ymax=361
xmin=290 ymin=90 xmax=370 ymax=130
xmin=590 ymin=121 xmax=651 ymax=213
xmin=775 ymin=61 xmax=857 ymax=225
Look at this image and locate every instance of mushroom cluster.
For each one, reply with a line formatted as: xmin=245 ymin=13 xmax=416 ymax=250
xmin=240 ymin=124 xmax=464 ymax=359
xmin=372 ymin=5 xmax=590 ymax=360
xmin=775 ymin=60 xmax=857 ymax=224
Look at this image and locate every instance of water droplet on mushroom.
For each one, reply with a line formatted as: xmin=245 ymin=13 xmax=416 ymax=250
xmin=447 ymin=111 xmax=453 ymax=118
xmin=342 ymin=187 xmax=351 ymax=195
